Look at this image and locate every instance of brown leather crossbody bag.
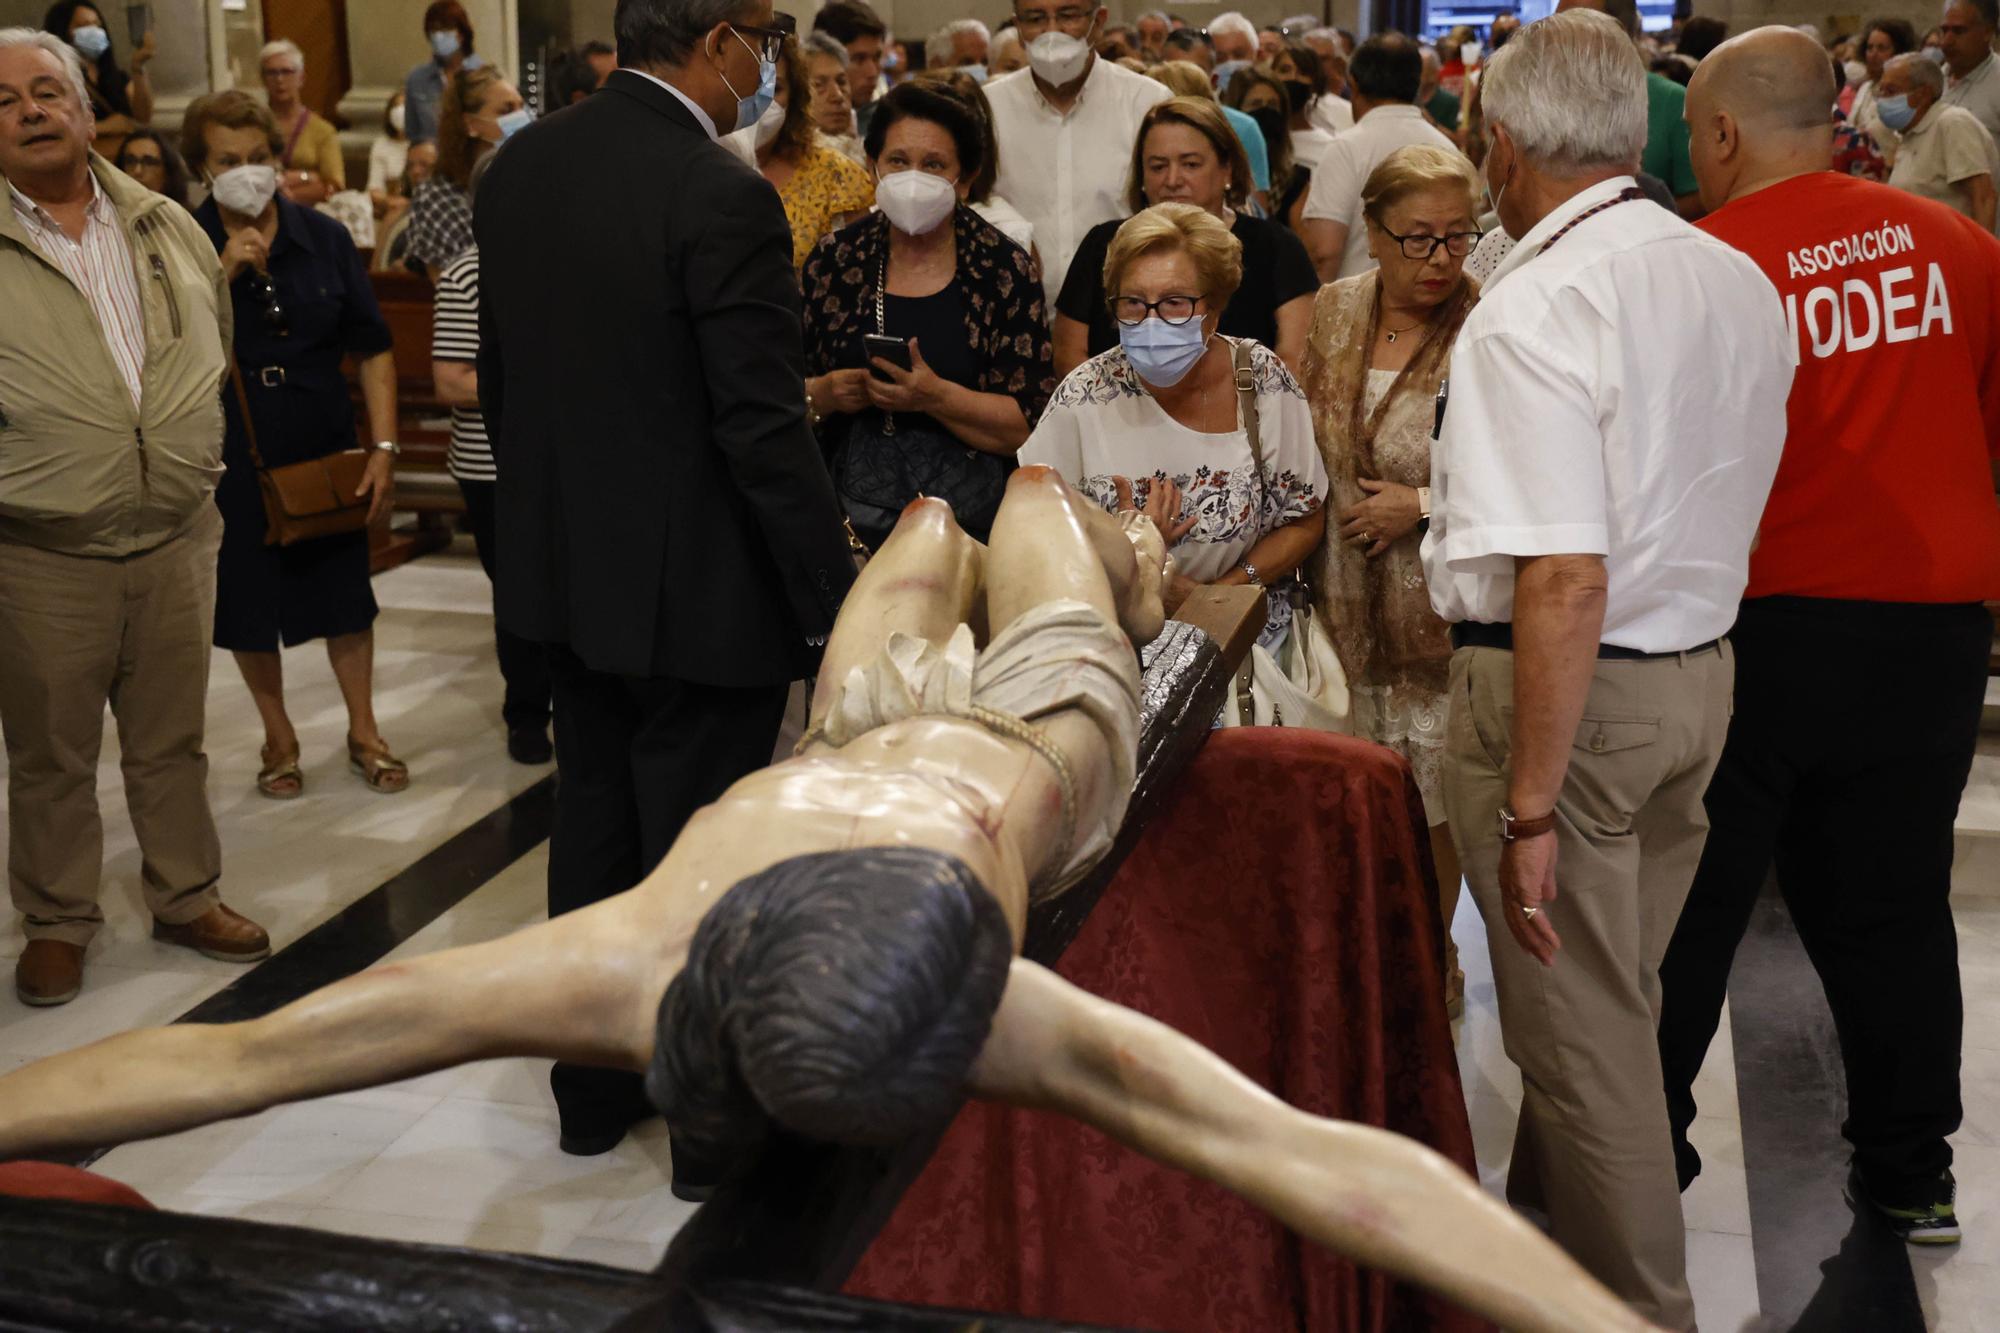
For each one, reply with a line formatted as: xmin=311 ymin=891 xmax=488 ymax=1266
xmin=228 ymin=360 xmax=371 ymax=547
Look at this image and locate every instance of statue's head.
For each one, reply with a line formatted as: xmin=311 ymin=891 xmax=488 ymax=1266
xmin=646 ymin=847 xmax=1013 ymax=1160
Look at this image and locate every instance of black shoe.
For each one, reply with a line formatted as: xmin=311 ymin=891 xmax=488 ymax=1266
xmin=507 ymin=726 xmax=553 ymax=765
xmin=559 ymin=1125 xmax=632 ymax=1157
xmin=1847 ymin=1165 xmax=1962 ymax=1245
xmin=669 ymin=1131 xmax=723 ymax=1203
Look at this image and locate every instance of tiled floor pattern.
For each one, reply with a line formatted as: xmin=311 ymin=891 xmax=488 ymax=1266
xmin=2 ymin=551 xmax=1997 ymax=1318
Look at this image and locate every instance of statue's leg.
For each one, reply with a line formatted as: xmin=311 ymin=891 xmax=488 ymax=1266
xmin=807 ymin=498 xmax=984 ymax=732
xmin=986 ymin=467 xmax=1164 ymax=645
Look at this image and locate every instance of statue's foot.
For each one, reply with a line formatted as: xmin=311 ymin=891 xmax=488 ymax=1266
xmin=1115 ymin=510 xmax=1168 ymax=646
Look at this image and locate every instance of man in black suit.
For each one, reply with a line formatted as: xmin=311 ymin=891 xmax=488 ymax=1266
xmin=474 ymin=0 xmax=858 ymax=1187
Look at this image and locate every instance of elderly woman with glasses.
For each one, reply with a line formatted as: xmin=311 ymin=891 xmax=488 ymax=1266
xmin=181 ymin=91 xmax=409 ymax=801
xmin=1299 ymin=144 xmax=1480 ymax=1011
xmin=1023 ymin=202 xmax=1326 ymax=652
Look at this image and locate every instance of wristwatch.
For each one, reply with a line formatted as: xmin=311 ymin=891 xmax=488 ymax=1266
xmin=1498 ymin=806 xmax=1557 ymax=842
xmin=1237 ymin=561 xmax=1263 ymax=588
xmin=373 ymin=439 xmax=400 ymax=457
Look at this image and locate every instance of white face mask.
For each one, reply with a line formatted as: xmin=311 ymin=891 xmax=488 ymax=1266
xmin=388 ymin=102 xmax=407 ymax=134
xmin=1027 ymin=30 xmax=1091 ymax=86
xmin=210 ymin=163 xmax=280 ymax=217
xmin=875 ymin=170 xmax=957 ymax=234
xmin=752 ymin=94 xmax=787 ymax=148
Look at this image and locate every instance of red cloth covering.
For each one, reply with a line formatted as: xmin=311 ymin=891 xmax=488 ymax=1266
xmin=0 ymin=1161 xmax=154 ymax=1210
xmin=846 ymin=728 xmax=1491 ymax=1333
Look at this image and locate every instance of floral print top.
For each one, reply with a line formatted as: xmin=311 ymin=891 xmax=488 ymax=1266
xmin=779 ymin=146 xmax=876 ymax=270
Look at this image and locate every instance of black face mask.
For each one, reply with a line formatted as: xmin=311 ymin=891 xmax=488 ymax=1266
xmin=1248 ymin=104 xmax=1289 ymax=163
xmin=1283 ymin=79 xmax=1316 ymax=113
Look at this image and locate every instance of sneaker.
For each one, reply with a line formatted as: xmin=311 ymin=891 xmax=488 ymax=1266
xmin=1847 ymin=1165 xmax=1962 ymax=1245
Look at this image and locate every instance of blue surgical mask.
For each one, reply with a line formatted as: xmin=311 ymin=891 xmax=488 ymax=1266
xmin=1923 ymin=44 xmax=1946 ymax=64
xmin=719 ymin=30 xmax=778 ymax=133
xmin=431 ymin=29 xmax=461 ymax=60
xmin=961 ymin=63 xmax=989 ymax=83
xmin=1876 ymin=92 xmax=1916 ymax=131
xmin=71 ymin=24 xmax=110 ymax=60
xmin=1120 ymin=316 xmax=1210 ymax=388
xmin=494 ymin=107 xmax=532 ymax=139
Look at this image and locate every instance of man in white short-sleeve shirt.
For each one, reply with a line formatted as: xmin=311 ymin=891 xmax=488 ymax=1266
xmin=1301 ymin=32 xmax=1459 ymax=281
xmin=1419 ymin=14 xmax=1792 ymax=1330
xmin=986 ymin=0 xmax=1170 ymax=309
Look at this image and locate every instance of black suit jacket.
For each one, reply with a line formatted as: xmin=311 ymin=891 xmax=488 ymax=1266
xmin=475 ymin=70 xmax=855 ymax=686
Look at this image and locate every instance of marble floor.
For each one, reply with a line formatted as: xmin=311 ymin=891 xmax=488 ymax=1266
xmin=2 ymin=547 xmax=1997 ymax=1328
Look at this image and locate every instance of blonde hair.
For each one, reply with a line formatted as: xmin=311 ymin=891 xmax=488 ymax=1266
xmin=1360 ymin=143 xmax=1481 ymax=225
xmin=1126 ymin=96 xmax=1254 ymax=214
xmin=1145 ymin=60 xmax=1215 ymax=100
xmin=1103 ymin=202 xmax=1245 ymax=312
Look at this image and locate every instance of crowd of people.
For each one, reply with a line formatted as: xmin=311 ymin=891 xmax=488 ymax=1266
xmin=1 ymin=0 xmax=1997 ymax=1327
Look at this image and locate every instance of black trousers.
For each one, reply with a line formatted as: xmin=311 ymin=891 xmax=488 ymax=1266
xmin=544 ymin=644 xmax=789 ymax=1134
xmin=456 ymin=479 xmax=552 ymax=732
xmin=1657 ymin=596 xmax=1990 ymax=1198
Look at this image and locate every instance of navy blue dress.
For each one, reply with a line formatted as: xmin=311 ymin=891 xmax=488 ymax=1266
xmin=198 ymin=197 xmax=393 ymax=652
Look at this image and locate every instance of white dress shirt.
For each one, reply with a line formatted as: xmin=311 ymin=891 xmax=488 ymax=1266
xmin=1420 ymin=178 xmax=1794 ymax=653
xmin=8 ymin=174 xmax=146 ymax=409
xmin=1942 ymin=51 xmax=2000 ymax=155
xmin=622 ymin=67 xmax=719 ymax=140
xmin=1301 ymin=104 xmax=1459 ymax=279
xmin=986 ymin=58 xmax=1171 ymax=309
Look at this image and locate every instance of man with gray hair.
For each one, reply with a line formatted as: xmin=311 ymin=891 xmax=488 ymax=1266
xmin=1881 ymin=48 xmax=2000 ymax=228
xmin=933 ymin=17 xmax=990 ymax=70
xmin=1939 ymin=0 xmax=2000 ymax=151
xmin=1208 ymin=10 xmax=1257 ymax=63
xmin=0 ymin=29 xmax=269 ymax=1007
xmin=1421 ymin=10 xmax=1792 ymax=1327
xmin=1135 ymin=9 xmax=1169 ymax=59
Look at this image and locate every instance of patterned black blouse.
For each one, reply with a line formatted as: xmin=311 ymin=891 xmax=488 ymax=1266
xmin=800 ymin=206 xmax=1056 ymax=432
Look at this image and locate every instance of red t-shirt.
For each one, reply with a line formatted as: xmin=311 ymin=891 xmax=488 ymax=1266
xmin=1699 ymin=172 xmax=2000 ymax=603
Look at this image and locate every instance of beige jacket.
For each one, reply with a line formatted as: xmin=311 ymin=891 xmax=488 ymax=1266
xmin=0 ymin=154 xmax=231 ymax=557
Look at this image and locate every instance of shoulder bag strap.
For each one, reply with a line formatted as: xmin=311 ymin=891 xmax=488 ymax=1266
xmin=1232 ymin=337 xmax=1270 ymax=525
xmin=226 ymin=358 xmax=268 ymax=472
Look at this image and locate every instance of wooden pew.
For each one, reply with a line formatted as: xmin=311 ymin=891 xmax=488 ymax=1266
xmin=357 ymin=268 xmax=461 ymax=571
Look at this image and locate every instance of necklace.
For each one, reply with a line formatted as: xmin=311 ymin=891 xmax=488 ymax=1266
xmin=1381 ymin=310 xmax=1429 ymax=344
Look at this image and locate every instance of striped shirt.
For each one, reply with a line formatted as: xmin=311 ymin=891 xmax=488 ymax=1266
xmin=431 ymin=247 xmax=493 ymax=481
xmin=8 ymin=175 xmax=147 ymax=408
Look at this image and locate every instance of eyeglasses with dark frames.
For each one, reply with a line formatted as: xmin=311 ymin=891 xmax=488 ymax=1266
xmin=730 ymin=12 xmax=796 ymax=63
xmin=1108 ymin=293 xmax=1204 ymax=326
xmin=1373 ymin=224 xmax=1483 ymax=261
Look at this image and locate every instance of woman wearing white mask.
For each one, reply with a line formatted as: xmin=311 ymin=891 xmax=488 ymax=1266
xmin=42 ymin=1 xmax=154 ymax=160
xmin=181 ymin=92 xmax=408 ymax=801
xmin=405 ymin=65 xmax=525 ymax=282
xmin=367 ymin=91 xmax=413 ymax=222
xmin=1022 ymin=203 xmax=1327 ymax=650
xmin=733 ymin=36 xmax=874 ymax=269
xmin=801 ymin=83 xmax=1055 ymax=550
xmin=403 ymin=0 xmax=482 ymax=145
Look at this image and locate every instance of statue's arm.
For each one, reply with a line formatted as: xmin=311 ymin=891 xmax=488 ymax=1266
xmin=0 ymin=895 xmax=663 ymax=1160
xmin=967 ymin=959 xmax=1659 ymax=1333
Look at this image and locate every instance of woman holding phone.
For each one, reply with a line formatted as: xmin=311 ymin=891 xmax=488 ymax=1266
xmin=800 ymin=81 xmax=1055 ymax=550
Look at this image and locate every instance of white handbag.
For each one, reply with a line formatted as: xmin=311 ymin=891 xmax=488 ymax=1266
xmin=1215 ymin=341 xmax=1350 ymax=734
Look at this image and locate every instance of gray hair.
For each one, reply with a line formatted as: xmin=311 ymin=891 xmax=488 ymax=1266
xmin=993 ymin=28 xmax=1024 ymax=56
xmin=1304 ymin=26 xmax=1339 ymax=49
xmin=1209 ymin=11 xmax=1257 ymax=42
xmin=258 ymin=38 xmax=305 ymax=72
xmin=803 ymin=30 xmax=848 ymax=67
xmin=0 ymin=27 xmax=91 ymax=112
xmin=1138 ymin=9 xmax=1170 ymax=25
xmin=1886 ymin=49 xmax=1946 ymax=95
xmin=614 ymin=0 xmax=759 ymax=68
xmin=1280 ymin=13 xmax=1318 ymax=34
xmin=1481 ymin=10 xmax=1647 ymax=175
xmin=939 ymin=17 xmax=990 ymax=43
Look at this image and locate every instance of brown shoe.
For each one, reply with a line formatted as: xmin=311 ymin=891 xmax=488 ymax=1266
xmin=152 ymin=903 xmax=271 ymax=962
xmin=15 ymin=939 xmax=84 ymax=1007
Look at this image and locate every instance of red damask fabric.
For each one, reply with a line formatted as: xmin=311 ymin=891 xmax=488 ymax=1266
xmin=0 ymin=1162 xmax=154 ymax=1209
xmin=845 ymin=727 xmax=1491 ymax=1333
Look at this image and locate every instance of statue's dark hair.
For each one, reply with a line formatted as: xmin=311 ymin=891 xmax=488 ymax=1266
xmin=646 ymin=847 xmax=1013 ymax=1160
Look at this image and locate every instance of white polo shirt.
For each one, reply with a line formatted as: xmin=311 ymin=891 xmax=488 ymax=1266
xmin=987 ymin=58 xmax=1171 ymax=310
xmin=1942 ymin=50 xmax=2000 ymax=154
xmin=1420 ymin=178 xmax=1794 ymax=653
xmin=1300 ymin=104 xmax=1459 ymax=279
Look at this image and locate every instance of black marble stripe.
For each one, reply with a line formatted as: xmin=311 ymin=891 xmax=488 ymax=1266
xmin=1730 ymin=879 xmax=1925 ymax=1330
xmin=43 ymin=775 xmax=557 ymax=1170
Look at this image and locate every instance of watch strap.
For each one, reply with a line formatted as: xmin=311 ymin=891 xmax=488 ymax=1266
xmin=1499 ymin=806 xmax=1557 ymax=842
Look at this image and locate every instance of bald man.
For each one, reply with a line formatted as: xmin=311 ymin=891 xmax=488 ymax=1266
xmin=1660 ymin=25 xmax=2000 ymax=1247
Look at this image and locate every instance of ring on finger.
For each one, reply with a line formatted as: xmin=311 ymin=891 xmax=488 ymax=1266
xmin=1520 ymin=905 xmax=1539 ymax=919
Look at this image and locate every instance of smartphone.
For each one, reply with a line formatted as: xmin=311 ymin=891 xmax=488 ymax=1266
xmin=127 ymin=3 xmax=150 ymax=46
xmin=863 ymin=333 xmax=912 ymax=382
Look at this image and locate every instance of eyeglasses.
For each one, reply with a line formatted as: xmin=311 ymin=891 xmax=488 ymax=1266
xmin=1109 ymin=293 xmax=1204 ymax=325
xmin=248 ymin=271 xmax=290 ymax=338
xmin=731 ymin=13 xmax=796 ymax=63
xmin=121 ymin=155 xmax=163 ymax=169
xmin=1373 ymin=224 xmax=1482 ymax=261
xmin=1017 ymin=7 xmax=1097 ymax=29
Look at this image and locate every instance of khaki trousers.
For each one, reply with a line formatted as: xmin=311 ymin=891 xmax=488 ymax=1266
xmin=1441 ymin=641 xmax=1733 ymax=1333
xmin=0 ymin=508 xmax=224 ymax=946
